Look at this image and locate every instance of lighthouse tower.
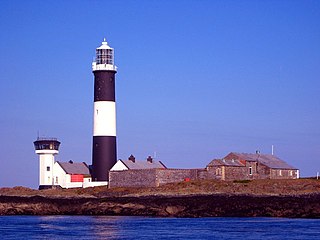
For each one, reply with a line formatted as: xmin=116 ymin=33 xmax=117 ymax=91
xmin=33 ymin=138 xmax=60 ymax=189
xmin=91 ymin=39 xmax=117 ymax=181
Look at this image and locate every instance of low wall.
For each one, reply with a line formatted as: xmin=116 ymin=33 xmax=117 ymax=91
xmin=109 ymin=168 xmax=220 ymax=188
xmin=198 ymin=168 xmax=220 ymax=180
xmin=83 ymin=181 xmax=108 ymax=188
xmin=109 ymin=166 xmax=299 ymax=188
xmin=156 ymin=169 xmax=199 ymax=186
xmin=109 ymin=169 xmax=158 ymax=188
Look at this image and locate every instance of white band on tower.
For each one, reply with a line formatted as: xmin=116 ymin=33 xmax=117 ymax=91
xmin=93 ymin=101 xmax=116 ymax=137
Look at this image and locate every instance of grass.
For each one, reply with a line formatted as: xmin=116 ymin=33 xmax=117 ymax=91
xmin=1 ymin=179 xmax=320 ymax=197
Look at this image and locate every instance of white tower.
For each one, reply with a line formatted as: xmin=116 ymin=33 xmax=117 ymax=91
xmin=33 ymin=137 xmax=60 ymax=190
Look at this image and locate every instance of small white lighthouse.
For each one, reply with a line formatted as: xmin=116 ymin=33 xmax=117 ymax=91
xmin=33 ymin=137 xmax=60 ymax=189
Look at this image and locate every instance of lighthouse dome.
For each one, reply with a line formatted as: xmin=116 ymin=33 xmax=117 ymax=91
xmin=97 ymin=39 xmax=112 ymax=50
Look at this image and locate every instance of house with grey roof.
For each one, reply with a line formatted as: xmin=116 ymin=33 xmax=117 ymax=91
xmin=109 ymin=155 xmax=191 ymax=188
xmin=110 ymin=155 xmax=167 ymax=171
xmin=207 ymin=152 xmax=299 ymax=180
xmin=53 ymin=161 xmax=92 ymax=188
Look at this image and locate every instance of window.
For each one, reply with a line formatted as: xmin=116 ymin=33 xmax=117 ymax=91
xmin=47 ymin=166 xmax=50 ymax=171
xmin=289 ymin=170 xmax=293 ymax=176
xmin=249 ymin=167 xmax=253 ymax=175
xmin=96 ymin=49 xmax=114 ymax=65
xmin=279 ymin=170 xmax=282 ymax=176
xmin=55 ymin=177 xmax=58 ymax=184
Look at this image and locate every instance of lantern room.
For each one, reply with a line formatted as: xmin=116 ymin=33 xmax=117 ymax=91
xmin=34 ymin=138 xmax=60 ymax=151
xmin=96 ymin=39 xmax=114 ymax=65
xmin=92 ymin=38 xmax=117 ymax=72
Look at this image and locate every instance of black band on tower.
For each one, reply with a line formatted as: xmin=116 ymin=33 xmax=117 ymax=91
xmin=94 ymin=71 xmax=116 ymax=102
xmin=92 ymin=136 xmax=117 ymax=181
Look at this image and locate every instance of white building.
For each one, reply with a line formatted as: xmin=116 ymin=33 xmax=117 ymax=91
xmin=34 ymin=138 xmax=107 ymax=189
xmin=110 ymin=155 xmax=167 ymax=171
xmin=33 ymin=138 xmax=61 ymax=189
xmin=53 ymin=161 xmax=92 ymax=189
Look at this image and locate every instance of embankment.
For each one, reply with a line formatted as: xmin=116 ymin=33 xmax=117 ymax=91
xmin=1 ymin=193 xmax=320 ymax=218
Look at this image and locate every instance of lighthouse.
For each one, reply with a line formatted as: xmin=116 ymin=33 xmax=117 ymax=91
xmin=91 ymin=39 xmax=117 ymax=181
xmin=33 ymin=137 xmax=60 ymax=189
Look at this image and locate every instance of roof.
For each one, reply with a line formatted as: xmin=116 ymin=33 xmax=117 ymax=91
xmin=120 ymin=159 xmax=167 ymax=170
xmin=57 ymin=161 xmax=90 ymax=175
xmin=97 ymin=39 xmax=112 ymax=50
xmin=225 ymin=152 xmax=297 ymax=169
xmin=207 ymin=158 xmax=245 ymax=167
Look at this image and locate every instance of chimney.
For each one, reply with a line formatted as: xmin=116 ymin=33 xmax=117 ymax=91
xmin=128 ymin=154 xmax=135 ymax=163
xmin=147 ymin=156 xmax=153 ymax=163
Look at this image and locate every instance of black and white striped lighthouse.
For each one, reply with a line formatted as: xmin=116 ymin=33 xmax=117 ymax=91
xmin=91 ymin=39 xmax=117 ymax=181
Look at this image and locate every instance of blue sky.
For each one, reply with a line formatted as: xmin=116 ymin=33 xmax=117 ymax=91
xmin=0 ymin=0 xmax=319 ymax=188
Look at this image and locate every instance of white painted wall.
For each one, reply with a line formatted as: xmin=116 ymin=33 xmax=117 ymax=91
xmin=92 ymin=62 xmax=117 ymax=71
xmin=53 ymin=162 xmax=92 ymax=189
xmin=53 ymin=162 xmax=67 ymax=188
xmin=110 ymin=160 xmax=128 ymax=171
xmin=36 ymin=150 xmax=58 ymax=186
xmin=83 ymin=181 xmax=108 ymax=188
xmin=93 ymin=101 xmax=116 ymax=137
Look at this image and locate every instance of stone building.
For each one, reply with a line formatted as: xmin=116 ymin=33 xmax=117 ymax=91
xmin=108 ymin=152 xmax=299 ymax=188
xmin=206 ymin=152 xmax=299 ymax=181
xmin=110 ymin=155 xmax=167 ymax=171
xmin=109 ymin=155 xmax=205 ymax=188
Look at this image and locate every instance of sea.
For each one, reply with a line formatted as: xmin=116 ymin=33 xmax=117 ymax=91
xmin=0 ymin=216 xmax=319 ymax=239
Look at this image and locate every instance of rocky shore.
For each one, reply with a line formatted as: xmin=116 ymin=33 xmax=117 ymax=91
xmin=1 ymin=179 xmax=320 ymax=217
xmin=1 ymin=193 xmax=320 ymax=217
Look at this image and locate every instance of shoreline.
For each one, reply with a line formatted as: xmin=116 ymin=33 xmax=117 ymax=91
xmin=1 ymin=193 xmax=320 ymax=218
xmin=1 ymin=179 xmax=320 ymax=218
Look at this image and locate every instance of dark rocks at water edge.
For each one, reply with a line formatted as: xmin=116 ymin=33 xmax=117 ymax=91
xmin=1 ymin=193 xmax=320 ymax=218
